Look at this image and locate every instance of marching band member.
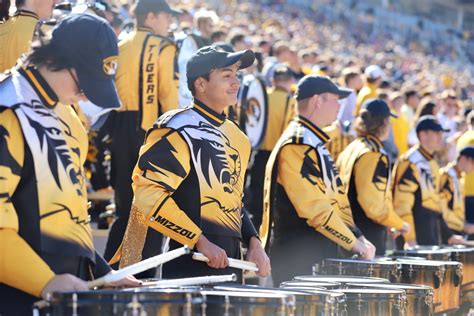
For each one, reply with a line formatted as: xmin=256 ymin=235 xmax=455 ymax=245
xmin=111 ymin=46 xmax=270 ymax=281
xmin=337 ymin=99 xmax=409 ymax=255
xmin=439 ymin=146 xmax=474 ymax=241
xmin=260 ymin=75 xmax=375 ymax=285
xmin=0 ymin=0 xmax=59 ymax=72
xmin=0 ymin=14 xmax=138 ymax=315
xmin=247 ymin=64 xmax=295 ymax=228
xmin=393 ymin=115 xmax=465 ymax=248
xmin=103 ymin=0 xmax=180 ymax=264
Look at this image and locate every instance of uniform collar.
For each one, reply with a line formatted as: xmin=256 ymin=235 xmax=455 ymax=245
xmin=366 ymin=134 xmax=383 ymax=150
xmin=14 ymin=10 xmax=39 ymax=20
xmin=295 ymin=115 xmax=330 ymax=143
xmin=192 ymin=99 xmax=226 ymax=126
xmin=418 ymin=145 xmax=434 ymax=161
xmin=137 ymin=26 xmax=155 ymax=33
xmin=18 ymin=66 xmax=59 ymax=108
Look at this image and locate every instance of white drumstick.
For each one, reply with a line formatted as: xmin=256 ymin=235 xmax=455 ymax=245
xmin=88 ymin=246 xmax=190 ymax=288
xmin=33 ymin=246 xmax=190 ymax=311
xmin=141 ymin=274 xmax=237 ymax=288
xmin=192 ymin=252 xmax=259 ymax=272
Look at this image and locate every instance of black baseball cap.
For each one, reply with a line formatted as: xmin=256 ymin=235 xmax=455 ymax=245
xmin=50 ymin=14 xmax=120 ymax=109
xmin=361 ymin=99 xmax=397 ymax=118
xmin=415 ymin=115 xmax=450 ymax=133
xmin=295 ymin=75 xmax=352 ymax=101
xmin=459 ymin=146 xmax=474 ymax=159
xmin=135 ymin=0 xmax=182 ymax=16
xmin=186 ymin=45 xmax=255 ymax=81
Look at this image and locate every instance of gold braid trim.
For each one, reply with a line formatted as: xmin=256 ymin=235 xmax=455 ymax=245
xmin=119 ymin=205 xmax=149 ymax=269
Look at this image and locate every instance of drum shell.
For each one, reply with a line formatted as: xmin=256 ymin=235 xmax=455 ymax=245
xmin=48 ymin=289 xmax=204 ymax=316
xmin=213 ymin=285 xmax=345 ymax=316
xmin=200 ymin=290 xmax=295 ymax=316
xmin=335 ymin=288 xmax=406 ymax=316
xmin=396 ymin=259 xmax=461 ymax=314
xmin=444 ymin=246 xmax=474 ymax=291
xmin=346 ymin=283 xmax=434 ymax=316
xmin=320 ymin=259 xmax=401 ymax=282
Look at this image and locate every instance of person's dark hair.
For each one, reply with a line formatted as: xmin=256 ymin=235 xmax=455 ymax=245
xmin=210 ymin=30 xmax=226 ymax=42
xmin=0 ymin=0 xmax=11 ymax=21
xmin=404 ymin=89 xmax=418 ymax=100
xmin=344 ymin=71 xmax=359 ymax=86
xmin=230 ymin=34 xmax=245 ymax=47
xmin=187 ymin=73 xmax=211 ymax=97
xmin=467 ymin=111 xmax=474 ymax=128
xmin=353 ymin=109 xmax=389 ymax=138
xmin=414 ymin=99 xmax=436 ymax=122
xmin=367 ymin=77 xmax=378 ymax=84
xmin=25 ymin=38 xmax=75 ymax=71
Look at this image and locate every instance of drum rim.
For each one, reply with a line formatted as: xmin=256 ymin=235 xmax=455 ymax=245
xmin=322 ymin=258 xmax=400 ymax=265
xmin=295 ymin=275 xmax=390 ymax=283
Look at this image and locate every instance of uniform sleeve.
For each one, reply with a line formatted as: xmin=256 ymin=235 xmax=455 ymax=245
xmin=114 ymin=127 xmax=202 ymax=268
xmin=277 ymin=144 xmax=357 ymax=250
xmin=241 ymin=207 xmax=258 ymax=246
xmin=392 ymin=159 xmax=418 ymax=242
xmin=354 ymin=153 xmax=405 ymax=229
xmin=439 ymin=172 xmax=465 ymax=232
xmin=158 ymin=45 xmax=179 ymax=114
xmin=0 ymin=109 xmax=55 ymax=297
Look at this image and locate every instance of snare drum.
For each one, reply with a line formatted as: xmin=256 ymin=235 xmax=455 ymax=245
xmin=320 ymin=258 xmax=401 ymax=282
xmin=336 ymin=288 xmax=406 ymax=316
xmin=213 ymin=285 xmax=345 ymax=316
xmin=294 ymin=275 xmax=390 ymax=286
xmin=444 ymin=246 xmax=474 ymax=290
xmin=427 ymin=260 xmax=462 ymax=314
xmin=346 ymin=283 xmax=434 ymax=316
xmin=48 ymin=288 xmax=204 ymax=316
xmin=396 ymin=259 xmax=455 ymax=313
xmin=200 ymin=290 xmax=295 ymax=316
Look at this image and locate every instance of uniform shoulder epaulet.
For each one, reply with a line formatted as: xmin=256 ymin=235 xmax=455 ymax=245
xmin=289 ymin=122 xmax=305 ymax=145
xmin=154 ymin=107 xmax=190 ymax=128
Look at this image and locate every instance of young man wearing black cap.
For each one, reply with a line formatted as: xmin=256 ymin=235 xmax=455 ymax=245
xmin=0 ymin=14 xmax=138 ymax=315
xmin=260 ymin=75 xmax=375 ymax=284
xmin=112 ymin=45 xmax=270 ymax=281
xmin=439 ymin=146 xmax=474 ymax=241
xmin=247 ymin=64 xmax=295 ymax=229
xmin=337 ymin=99 xmax=409 ymax=255
xmin=393 ymin=115 xmax=465 ymax=248
xmin=103 ymin=0 xmax=181 ymax=263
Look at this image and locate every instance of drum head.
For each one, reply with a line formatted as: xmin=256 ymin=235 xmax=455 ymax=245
xmin=280 ymin=280 xmax=341 ymax=290
xmin=237 ymin=74 xmax=268 ymax=149
xmin=294 ymin=275 xmax=390 ymax=284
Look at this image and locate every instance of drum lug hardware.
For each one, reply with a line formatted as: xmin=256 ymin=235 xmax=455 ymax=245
xmin=185 ymin=293 xmax=192 ymax=316
xmin=357 ymin=293 xmax=363 ymax=311
xmin=368 ymin=265 xmax=374 ymax=277
xmin=338 ymin=262 xmax=343 ymax=275
xmin=201 ymin=294 xmax=207 ymax=316
xmin=126 ymin=294 xmax=146 ymax=316
xmin=224 ymin=295 xmax=230 ymax=316
xmin=72 ymin=293 xmax=78 ymax=316
xmin=425 ymin=289 xmax=434 ymax=306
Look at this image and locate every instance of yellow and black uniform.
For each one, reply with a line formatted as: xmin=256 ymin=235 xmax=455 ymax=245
xmin=393 ymin=146 xmax=454 ymax=246
xmin=355 ymin=82 xmax=378 ymax=116
xmin=260 ymin=115 xmax=363 ymax=284
xmin=439 ymin=163 xmax=465 ymax=242
xmin=0 ymin=66 xmax=110 ymax=314
xmin=110 ymin=99 xmax=258 ymax=281
xmin=104 ymin=27 xmax=179 ymax=262
xmin=247 ymin=87 xmax=294 ymax=228
xmin=457 ymin=131 xmax=474 ymax=228
xmin=337 ymin=135 xmax=405 ymax=255
xmin=0 ymin=10 xmax=39 ymax=72
xmin=325 ymin=122 xmax=355 ymax=162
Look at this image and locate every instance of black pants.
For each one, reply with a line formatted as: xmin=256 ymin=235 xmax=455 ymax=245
xmin=162 ymin=235 xmax=243 ymax=283
xmin=0 ymin=254 xmax=94 ymax=316
xmin=269 ymin=232 xmax=338 ymax=285
xmin=103 ymin=112 xmax=145 ymax=263
xmin=246 ymin=150 xmax=271 ymax=229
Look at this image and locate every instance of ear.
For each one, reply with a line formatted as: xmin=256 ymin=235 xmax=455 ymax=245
xmin=311 ymin=94 xmax=320 ymax=109
xmin=195 ymin=77 xmax=207 ymax=94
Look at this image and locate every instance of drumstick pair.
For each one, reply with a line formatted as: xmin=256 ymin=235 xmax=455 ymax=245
xmin=34 ymin=247 xmax=258 ymax=310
